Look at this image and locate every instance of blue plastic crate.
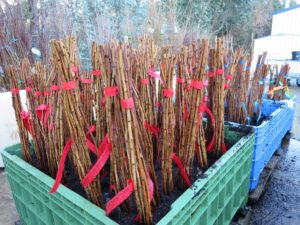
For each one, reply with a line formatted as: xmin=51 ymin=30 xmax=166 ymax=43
xmin=227 ymin=99 xmax=295 ymax=191
xmin=249 ymin=99 xmax=295 ymax=191
xmin=282 ymin=99 xmax=296 ymax=131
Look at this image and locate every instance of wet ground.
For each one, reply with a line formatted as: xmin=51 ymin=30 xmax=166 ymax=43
xmin=0 ymin=85 xmax=299 ymax=225
xmin=251 ymin=138 xmax=300 ymax=225
xmin=251 ymin=84 xmax=300 ymax=225
xmin=0 ymin=169 xmax=19 ymax=225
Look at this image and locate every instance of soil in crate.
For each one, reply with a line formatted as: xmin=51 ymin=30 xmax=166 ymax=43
xmin=250 ymin=114 xmax=270 ymax=126
xmin=30 ymin=138 xmax=235 ymax=225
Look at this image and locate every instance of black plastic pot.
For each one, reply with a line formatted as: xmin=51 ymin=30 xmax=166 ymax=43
xmin=292 ymin=51 xmax=300 ymax=60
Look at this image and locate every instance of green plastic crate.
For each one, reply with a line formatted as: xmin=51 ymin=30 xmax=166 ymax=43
xmin=2 ymin=124 xmax=254 ymax=225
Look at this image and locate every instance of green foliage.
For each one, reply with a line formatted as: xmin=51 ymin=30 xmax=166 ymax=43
xmin=175 ymin=0 xmax=297 ymax=47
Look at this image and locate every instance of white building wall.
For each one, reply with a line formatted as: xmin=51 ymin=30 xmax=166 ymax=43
xmin=0 ymin=91 xmax=27 ymax=167
xmin=271 ymin=7 xmax=300 ymax=35
xmin=253 ymin=5 xmax=300 ymax=70
xmin=252 ymin=35 xmax=300 ymax=70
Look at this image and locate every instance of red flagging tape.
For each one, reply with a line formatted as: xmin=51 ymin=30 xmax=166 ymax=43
xmin=144 ymin=122 xmax=160 ymax=159
xmin=135 ymin=214 xmax=141 ymax=222
xmin=104 ymin=86 xmax=118 ymax=97
xmin=50 ymin=125 xmax=98 ymax=193
xmin=25 ymin=86 xmax=32 ymax=92
xmin=121 ymin=97 xmax=134 ymax=109
xmin=216 ymin=69 xmax=224 ymax=75
xmin=85 ymin=125 xmax=98 ymax=154
xmin=36 ymin=104 xmax=51 ymax=127
xmin=204 ymin=106 xmax=216 ymax=153
xmin=222 ymin=142 xmax=227 ymax=154
xmin=163 ymin=88 xmax=174 ymax=98
xmin=81 ymin=136 xmax=111 ymax=188
xmin=226 ymin=74 xmax=233 ymax=80
xmin=177 ymin=77 xmax=186 ymax=83
xmin=195 ymin=142 xmax=201 ymax=163
xmin=20 ymin=111 xmax=34 ymax=136
xmin=141 ymin=78 xmax=150 ymax=85
xmin=147 ymin=68 xmax=165 ymax=87
xmin=93 ymin=69 xmax=102 ymax=76
xmin=106 ymin=179 xmax=134 ymax=215
xmin=50 ymin=85 xmax=60 ymax=91
xmin=86 ymin=138 xmax=96 ymax=154
xmin=50 ymin=138 xmax=72 ymax=193
xmin=11 ymin=88 xmax=20 ymax=94
xmin=172 ymin=153 xmax=191 ymax=186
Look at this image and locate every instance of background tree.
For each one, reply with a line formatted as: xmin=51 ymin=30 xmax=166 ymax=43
xmin=0 ymin=0 xmax=298 ymax=76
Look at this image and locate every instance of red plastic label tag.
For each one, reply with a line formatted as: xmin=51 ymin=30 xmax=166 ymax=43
xmin=141 ymin=78 xmax=150 ymax=85
xmin=11 ymin=88 xmax=20 ymax=94
xmin=104 ymin=86 xmax=118 ymax=97
xmin=93 ymin=70 xmax=102 ymax=76
xmin=121 ymin=97 xmax=135 ymax=109
xmin=35 ymin=91 xmax=42 ymax=97
xmin=226 ymin=74 xmax=233 ymax=80
xmin=25 ymin=87 xmax=32 ymax=92
xmin=216 ymin=69 xmax=224 ymax=75
xmin=191 ymin=80 xmax=204 ymax=90
xmin=177 ymin=77 xmax=186 ymax=83
xmin=163 ymin=88 xmax=174 ymax=98
xmin=50 ymin=85 xmax=60 ymax=91
xmin=61 ymin=81 xmax=77 ymax=90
